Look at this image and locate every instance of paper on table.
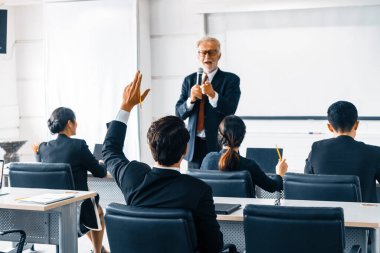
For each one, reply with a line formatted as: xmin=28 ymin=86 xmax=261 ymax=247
xmin=17 ymin=193 xmax=76 ymax=204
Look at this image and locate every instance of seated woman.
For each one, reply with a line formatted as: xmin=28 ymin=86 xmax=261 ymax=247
xmin=35 ymin=107 xmax=108 ymax=253
xmin=201 ymin=115 xmax=288 ymax=193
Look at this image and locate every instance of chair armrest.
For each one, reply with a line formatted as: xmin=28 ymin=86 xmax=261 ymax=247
xmin=0 ymin=229 xmax=25 ymax=237
xmin=221 ymin=243 xmax=237 ymax=253
xmin=349 ymin=245 xmax=361 ymax=253
xmin=0 ymin=229 xmax=26 ymax=248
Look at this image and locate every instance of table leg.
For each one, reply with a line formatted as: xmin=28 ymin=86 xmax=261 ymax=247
xmin=58 ymin=203 xmax=78 ymax=253
xmin=371 ymin=228 xmax=379 ymax=253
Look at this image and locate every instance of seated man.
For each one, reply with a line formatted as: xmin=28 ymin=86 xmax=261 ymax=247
xmin=304 ymin=100 xmax=380 ymax=203
xmin=102 ymin=71 xmax=223 ymax=253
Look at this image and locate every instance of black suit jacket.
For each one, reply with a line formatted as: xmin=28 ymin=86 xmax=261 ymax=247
xmin=38 ymin=134 xmax=107 ymax=191
xmin=304 ymin=135 xmax=380 ymax=203
xmin=102 ymin=121 xmax=223 ymax=253
xmin=201 ymin=150 xmax=283 ymax=192
xmin=175 ymin=69 xmax=241 ymax=161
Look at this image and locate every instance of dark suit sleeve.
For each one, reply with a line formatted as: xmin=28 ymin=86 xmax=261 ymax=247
xmin=102 ymin=121 xmax=150 ymax=191
xmin=194 ymin=185 xmax=223 ymax=253
xmin=304 ymin=145 xmax=314 ymax=174
xmin=214 ymin=74 xmax=240 ymax=116
xmin=175 ymin=77 xmax=194 ymax=120
xmin=374 ymin=148 xmax=380 ymax=184
xmin=247 ymin=159 xmax=283 ymax=192
xmin=79 ymin=140 xmax=107 ymax=178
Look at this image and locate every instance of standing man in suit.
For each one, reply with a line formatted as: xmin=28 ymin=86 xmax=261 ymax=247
xmin=304 ymin=101 xmax=380 ymax=203
xmin=176 ymin=37 xmax=241 ymax=169
xmin=102 ymin=71 xmax=224 ymax=253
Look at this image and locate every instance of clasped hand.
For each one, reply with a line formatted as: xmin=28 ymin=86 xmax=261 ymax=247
xmin=190 ymin=82 xmax=216 ymax=102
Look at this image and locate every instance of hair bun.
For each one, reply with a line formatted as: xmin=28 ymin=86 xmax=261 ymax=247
xmin=48 ymin=119 xmax=63 ymax=134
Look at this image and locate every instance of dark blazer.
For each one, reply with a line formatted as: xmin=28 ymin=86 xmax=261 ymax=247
xmin=305 ymin=135 xmax=380 ymax=203
xmin=38 ymin=134 xmax=107 ymax=191
xmin=201 ymin=150 xmax=283 ymax=192
xmin=102 ymin=121 xmax=224 ymax=253
xmin=175 ymin=69 xmax=241 ymax=161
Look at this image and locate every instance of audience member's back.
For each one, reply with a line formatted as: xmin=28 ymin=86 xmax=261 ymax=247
xmin=305 ymin=101 xmax=380 ymax=203
xmin=201 ymin=115 xmax=287 ymax=193
xmin=102 ymin=71 xmax=223 ymax=253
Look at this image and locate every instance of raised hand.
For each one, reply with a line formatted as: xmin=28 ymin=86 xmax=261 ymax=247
xmin=121 ymin=71 xmax=150 ymax=112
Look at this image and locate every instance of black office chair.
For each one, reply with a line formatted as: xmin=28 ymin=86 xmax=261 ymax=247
xmin=246 ymin=147 xmax=282 ymax=173
xmin=0 ymin=230 xmax=26 ymax=253
xmin=187 ymin=169 xmax=255 ymax=197
xmin=105 ymin=203 xmax=236 ymax=253
xmin=105 ymin=203 xmax=198 ymax=253
xmin=9 ymin=162 xmax=75 ymax=190
xmin=244 ymin=204 xmax=361 ymax=253
xmin=284 ymin=172 xmax=362 ymax=202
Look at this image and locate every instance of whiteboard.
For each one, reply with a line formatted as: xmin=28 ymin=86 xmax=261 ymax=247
xmin=225 ymin=25 xmax=380 ymax=117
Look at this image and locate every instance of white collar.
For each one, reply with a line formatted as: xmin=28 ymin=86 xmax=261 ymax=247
xmin=203 ymin=68 xmax=218 ymax=82
xmin=153 ymin=164 xmax=180 ymax=171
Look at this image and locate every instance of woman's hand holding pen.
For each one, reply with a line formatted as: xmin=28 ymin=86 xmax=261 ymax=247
xmin=276 ymin=159 xmax=288 ymax=177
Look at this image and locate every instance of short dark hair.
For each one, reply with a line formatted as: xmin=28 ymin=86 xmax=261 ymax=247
xmin=327 ymin=101 xmax=358 ymax=132
xmin=47 ymin=107 xmax=76 ymax=134
xmin=147 ymin=116 xmax=190 ymax=166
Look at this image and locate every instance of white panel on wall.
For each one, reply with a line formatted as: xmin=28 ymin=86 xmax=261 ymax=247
xmin=14 ymin=5 xmax=43 ymax=40
xmin=216 ymin=6 xmax=380 ymax=117
xmin=152 ymin=78 xmax=182 ymax=118
xmin=0 ymin=106 xmax=19 ymax=129
xmin=15 ymin=42 xmax=43 ymax=79
xmin=0 ymin=63 xmax=18 ymax=106
xmin=149 ymin=0 xmax=200 ymax=35
xmin=151 ymin=35 xmax=199 ymax=77
xmin=17 ymin=80 xmax=45 ymax=117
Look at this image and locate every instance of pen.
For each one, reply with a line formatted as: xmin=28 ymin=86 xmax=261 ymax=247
xmin=276 ymin=145 xmax=282 ymax=161
xmin=139 ymin=95 xmax=142 ymax=109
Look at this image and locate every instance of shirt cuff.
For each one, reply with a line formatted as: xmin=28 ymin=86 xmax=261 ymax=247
xmin=186 ymin=97 xmax=195 ymax=111
xmin=209 ymin=92 xmax=219 ymax=108
xmin=115 ymin=109 xmax=130 ymax=125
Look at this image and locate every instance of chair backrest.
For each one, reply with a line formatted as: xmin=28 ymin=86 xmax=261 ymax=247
xmin=246 ymin=147 xmax=282 ymax=173
xmin=244 ymin=204 xmax=345 ymax=253
xmin=105 ymin=203 xmax=198 ymax=253
xmin=9 ymin=162 xmax=75 ymax=190
xmin=187 ymin=169 xmax=255 ymax=197
xmin=284 ymin=172 xmax=362 ymax=202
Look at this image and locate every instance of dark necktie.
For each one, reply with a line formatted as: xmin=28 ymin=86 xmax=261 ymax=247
xmin=197 ymin=74 xmax=208 ymax=132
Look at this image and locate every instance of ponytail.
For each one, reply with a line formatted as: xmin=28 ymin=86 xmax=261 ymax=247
xmin=217 ymin=115 xmax=246 ymax=171
xmin=218 ymin=148 xmax=240 ymax=171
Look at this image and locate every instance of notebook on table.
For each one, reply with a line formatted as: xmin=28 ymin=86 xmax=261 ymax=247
xmin=18 ymin=193 xmax=76 ymax=205
xmin=0 ymin=160 xmax=9 ymax=196
xmin=214 ymin=203 xmax=241 ymax=215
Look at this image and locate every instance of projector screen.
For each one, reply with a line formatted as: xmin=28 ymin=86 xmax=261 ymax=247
xmin=0 ymin=9 xmax=7 ymax=54
xmin=223 ymin=8 xmax=380 ymax=117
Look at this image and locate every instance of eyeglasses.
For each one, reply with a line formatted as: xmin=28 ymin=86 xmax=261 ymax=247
xmin=198 ymin=50 xmax=219 ymax=57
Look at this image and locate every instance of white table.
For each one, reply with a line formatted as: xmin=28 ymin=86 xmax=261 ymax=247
xmin=0 ymin=187 xmax=96 ymax=253
xmin=215 ymin=197 xmax=380 ymax=253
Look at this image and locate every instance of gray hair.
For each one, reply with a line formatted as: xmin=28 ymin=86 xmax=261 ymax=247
xmin=196 ymin=36 xmax=221 ymax=51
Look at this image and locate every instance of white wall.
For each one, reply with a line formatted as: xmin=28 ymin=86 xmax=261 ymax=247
xmin=3 ymin=0 xmax=380 ymax=170
xmin=147 ymin=0 xmax=380 ymax=171
xmin=0 ymin=7 xmax=23 ymax=160
xmin=14 ymin=5 xmax=46 ymax=161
